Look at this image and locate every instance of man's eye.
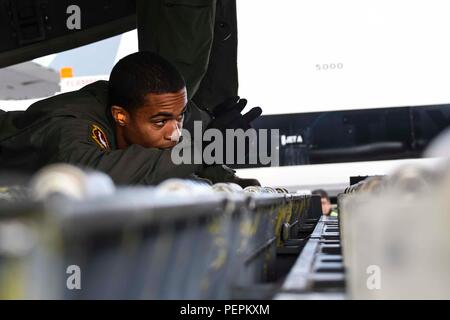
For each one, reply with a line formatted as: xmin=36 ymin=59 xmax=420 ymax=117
xmin=154 ymin=120 xmax=167 ymax=127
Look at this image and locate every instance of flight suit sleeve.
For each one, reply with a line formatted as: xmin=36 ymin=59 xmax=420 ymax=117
xmin=43 ymin=117 xmax=204 ymax=186
xmin=137 ymin=0 xmax=217 ymax=100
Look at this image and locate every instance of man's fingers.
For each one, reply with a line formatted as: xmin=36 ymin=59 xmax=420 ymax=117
xmin=212 ymin=106 xmax=261 ymax=131
xmin=213 ymin=96 xmax=240 ymax=117
xmin=242 ymin=107 xmax=262 ymax=123
xmin=220 ymin=98 xmax=246 ymax=115
xmin=235 ymin=177 xmax=261 ymax=188
xmin=231 ymin=99 xmax=247 ymax=114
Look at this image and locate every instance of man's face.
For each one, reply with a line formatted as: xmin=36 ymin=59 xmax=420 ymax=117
xmin=117 ymin=88 xmax=187 ymax=149
xmin=321 ymin=197 xmax=332 ymax=215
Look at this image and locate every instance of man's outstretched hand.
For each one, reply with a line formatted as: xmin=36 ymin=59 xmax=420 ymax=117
xmin=196 ymin=164 xmax=260 ymax=189
xmin=207 ymin=96 xmax=262 ymax=132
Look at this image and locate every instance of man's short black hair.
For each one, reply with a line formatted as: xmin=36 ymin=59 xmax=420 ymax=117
xmin=312 ymin=189 xmax=330 ymax=201
xmin=108 ymin=51 xmax=185 ymax=112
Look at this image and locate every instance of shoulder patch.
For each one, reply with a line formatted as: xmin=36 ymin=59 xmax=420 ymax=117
xmin=91 ymin=124 xmax=110 ymax=151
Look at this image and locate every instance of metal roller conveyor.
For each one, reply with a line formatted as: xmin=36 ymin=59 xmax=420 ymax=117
xmin=277 ymin=160 xmax=450 ymax=300
xmin=0 ymin=164 xmax=323 ymax=299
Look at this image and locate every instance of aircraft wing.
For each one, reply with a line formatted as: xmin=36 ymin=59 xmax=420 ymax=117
xmin=0 ymin=61 xmax=59 ymax=100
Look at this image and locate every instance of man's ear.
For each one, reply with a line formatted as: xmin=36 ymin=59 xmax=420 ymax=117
xmin=111 ymin=106 xmax=130 ymax=126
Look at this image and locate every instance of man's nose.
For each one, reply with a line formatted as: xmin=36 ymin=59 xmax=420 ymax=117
xmin=167 ymin=121 xmax=182 ymax=142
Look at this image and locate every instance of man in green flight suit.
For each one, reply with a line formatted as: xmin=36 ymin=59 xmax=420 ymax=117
xmin=0 ymin=51 xmax=261 ymax=187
